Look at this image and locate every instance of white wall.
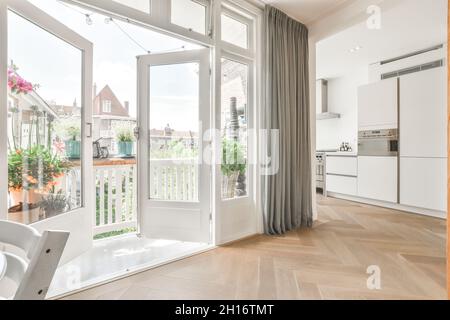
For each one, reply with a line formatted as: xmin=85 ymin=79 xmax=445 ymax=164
xmin=316 ymin=67 xmax=368 ymax=151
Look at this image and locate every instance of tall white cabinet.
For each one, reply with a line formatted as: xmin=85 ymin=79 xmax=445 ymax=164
xmin=400 ymin=68 xmax=447 ymax=158
xmin=358 ymin=78 xmax=398 ymax=130
xmin=399 ymin=67 xmax=447 ymax=212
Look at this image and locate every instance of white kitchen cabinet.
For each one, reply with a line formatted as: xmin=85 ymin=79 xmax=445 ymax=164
xmin=400 ymin=157 xmax=446 ymax=212
xmin=326 ymin=175 xmax=357 ymax=196
xmin=358 ymin=78 xmax=398 ymax=130
xmin=399 ymin=67 xmax=447 ymax=158
xmin=358 ymin=156 xmax=398 ymax=203
xmin=326 ymin=156 xmax=357 ymax=177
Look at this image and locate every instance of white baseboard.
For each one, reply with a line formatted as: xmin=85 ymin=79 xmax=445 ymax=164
xmin=326 ymin=192 xmax=447 ymax=219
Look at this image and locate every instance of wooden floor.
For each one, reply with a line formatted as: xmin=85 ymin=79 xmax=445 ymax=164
xmin=64 ymin=196 xmax=447 ymax=300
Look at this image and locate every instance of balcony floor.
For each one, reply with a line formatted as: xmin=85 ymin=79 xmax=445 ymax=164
xmin=48 ymin=234 xmax=211 ymax=298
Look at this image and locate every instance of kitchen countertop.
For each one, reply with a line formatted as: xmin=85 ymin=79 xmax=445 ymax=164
xmin=323 ymin=152 xmax=357 ymax=157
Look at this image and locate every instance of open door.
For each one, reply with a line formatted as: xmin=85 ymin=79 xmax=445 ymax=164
xmin=0 ymin=0 xmax=93 ymax=263
xmin=137 ymin=49 xmax=211 ymax=243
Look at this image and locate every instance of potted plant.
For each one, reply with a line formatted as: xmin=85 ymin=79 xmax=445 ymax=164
xmin=64 ymin=125 xmax=81 ymax=159
xmin=39 ymin=189 xmax=72 ymax=218
xmin=221 ymin=138 xmax=246 ymax=198
xmin=8 ymin=146 xmax=70 ymax=207
xmin=116 ymin=127 xmax=135 ymax=156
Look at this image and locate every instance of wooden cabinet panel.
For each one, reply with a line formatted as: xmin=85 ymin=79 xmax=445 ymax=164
xmin=358 ymin=78 xmax=398 ymax=130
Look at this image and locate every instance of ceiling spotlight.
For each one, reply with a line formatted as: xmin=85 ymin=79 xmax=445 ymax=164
xmin=105 ymin=17 xmax=113 ymax=24
xmin=85 ymin=14 xmax=93 ymax=26
xmin=349 ymin=45 xmax=362 ymax=53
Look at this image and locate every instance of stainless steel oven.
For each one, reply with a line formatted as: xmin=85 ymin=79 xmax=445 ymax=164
xmin=358 ymin=129 xmax=398 ymax=156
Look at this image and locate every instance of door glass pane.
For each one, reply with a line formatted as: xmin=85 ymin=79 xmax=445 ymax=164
xmin=148 ymin=63 xmax=200 ymax=202
xmin=112 ymin=0 xmax=151 ymax=14
xmin=221 ymin=14 xmax=248 ymax=49
xmin=171 ymin=0 xmax=207 ymax=35
xmin=7 ymin=11 xmax=83 ymax=224
xmin=221 ymin=59 xmax=248 ymax=199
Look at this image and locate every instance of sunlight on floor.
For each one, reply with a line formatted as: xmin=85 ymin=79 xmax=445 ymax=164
xmin=48 ymin=235 xmax=210 ymax=298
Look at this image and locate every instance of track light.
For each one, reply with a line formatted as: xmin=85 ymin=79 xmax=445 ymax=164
xmin=85 ymin=14 xmax=93 ymax=25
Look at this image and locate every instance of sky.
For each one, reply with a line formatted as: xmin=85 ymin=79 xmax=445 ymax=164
xmin=9 ymin=0 xmax=202 ymax=131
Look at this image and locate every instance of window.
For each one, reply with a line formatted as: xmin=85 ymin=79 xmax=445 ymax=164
xmin=221 ymin=13 xmax=248 ymax=49
xmin=7 ymin=10 xmax=84 ymax=222
xmin=171 ymin=0 xmax=207 ymax=35
xmin=102 ymin=100 xmax=112 ymax=113
xmin=221 ymin=58 xmax=249 ymax=199
xmin=112 ymin=0 xmax=151 ymax=14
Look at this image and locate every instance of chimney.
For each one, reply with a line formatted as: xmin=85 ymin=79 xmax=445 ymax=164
xmin=124 ymin=101 xmax=130 ymax=114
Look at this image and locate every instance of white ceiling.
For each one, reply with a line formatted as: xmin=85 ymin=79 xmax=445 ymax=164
xmin=260 ymin=0 xmax=353 ymax=24
xmin=316 ymin=0 xmax=448 ymax=79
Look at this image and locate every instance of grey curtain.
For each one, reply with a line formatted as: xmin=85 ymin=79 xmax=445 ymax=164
xmin=263 ymin=6 xmax=313 ymax=235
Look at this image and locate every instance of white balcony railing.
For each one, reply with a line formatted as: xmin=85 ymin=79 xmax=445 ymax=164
xmin=94 ymin=161 xmax=138 ymax=237
xmin=149 ymin=159 xmax=198 ymax=202
xmin=22 ymin=158 xmax=197 ymax=238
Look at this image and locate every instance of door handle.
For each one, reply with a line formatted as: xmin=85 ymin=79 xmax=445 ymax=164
xmin=86 ymin=122 xmax=93 ymax=138
xmin=134 ymin=127 xmax=140 ymax=140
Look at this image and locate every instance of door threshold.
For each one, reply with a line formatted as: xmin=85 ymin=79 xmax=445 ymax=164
xmin=49 ymin=243 xmax=216 ymax=300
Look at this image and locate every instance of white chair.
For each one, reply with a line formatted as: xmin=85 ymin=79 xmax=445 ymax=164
xmin=0 ymin=220 xmax=69 ymax=300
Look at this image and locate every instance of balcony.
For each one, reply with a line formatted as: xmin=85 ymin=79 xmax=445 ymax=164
xmin=93 ymin=158 xmax=138 ymax=239
xmin=55 ymin=157 xmax=198 ymax=240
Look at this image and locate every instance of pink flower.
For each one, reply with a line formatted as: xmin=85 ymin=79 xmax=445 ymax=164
xmin=53 ymin=140 xmax=65 ymax=155
xmin=7 ymin=68 xmax=35 ymax=94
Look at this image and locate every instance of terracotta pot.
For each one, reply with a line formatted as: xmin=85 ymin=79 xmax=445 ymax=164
xmin=9 ymin=189 xmax=42 ymax=206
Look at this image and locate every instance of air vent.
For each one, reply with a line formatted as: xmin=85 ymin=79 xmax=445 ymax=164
xmin=381 ymin=60 xmax=444 ymax=80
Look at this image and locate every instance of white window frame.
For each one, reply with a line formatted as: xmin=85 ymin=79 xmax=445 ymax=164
xmin=70 ymin=0 xmax=214 ymax=46
xmin=168 ymin=0 xmax=212 ymax=37
xmin=54 ymin=0 xmax=263 ymax=245
xmin=102 ymin=99 xmax=112 ymax=113
xmin=220 ymin=5 xmax=254 ymax=58
xmin=212 ymin=0 xmax=262 ymax=244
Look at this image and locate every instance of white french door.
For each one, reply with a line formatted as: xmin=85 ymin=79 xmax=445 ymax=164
xmin=0 ymin=0 xmax=94 ymax=262
xmin=137 ymin=49 xmax=211 ymax=243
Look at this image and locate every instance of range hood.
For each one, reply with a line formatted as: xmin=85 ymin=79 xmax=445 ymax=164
xmin=316 ymin=79 xmax=341 ymax=120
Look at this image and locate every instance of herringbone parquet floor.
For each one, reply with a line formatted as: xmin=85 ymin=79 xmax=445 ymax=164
xmin=65 ymin=196 xmax=447 ymax=300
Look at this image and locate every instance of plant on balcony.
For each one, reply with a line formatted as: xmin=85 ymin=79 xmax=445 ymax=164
xmin=7 ymin=66 xmax=36 ymax=95
xmin=116 ymin=126 xmax=135 ymax=156
xmin=38 ymin=188 xmax=72 ymax=218
xmin=8 ymin=146 xmax=70 ymax=206
xmin=221 ymin=138 xmax=246 ymax=198
xmin=64 ymin=125 xmax=81 ymax=159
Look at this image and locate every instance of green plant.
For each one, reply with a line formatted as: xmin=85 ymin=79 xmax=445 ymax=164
xmin=66 ymin=126 xmax=81 ymax=141
xmin=8 ymin=145 xmax=70 ymax=192
xmin=221 ymin=138 xmax=246 ymax=177
xmin=116 ymin=127 xmax=134 ymax=142
xmin=39 ymin=189 xmax=72 ymax=217
xmin=52 ymin=120 xmax=80 ymax=141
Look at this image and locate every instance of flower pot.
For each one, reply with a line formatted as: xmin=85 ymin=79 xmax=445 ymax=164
xmin=9 ymin=189 xmax=42 ymax=206
xmin=222 ymin=172 xmax=239 ymax=199
xmin=65 ymin=140 xmax=81 ymax=159
xmin=8 ymin=203 xmax=42 ymax=225
xmin=118 ymin=141 xmax=134 ymax=156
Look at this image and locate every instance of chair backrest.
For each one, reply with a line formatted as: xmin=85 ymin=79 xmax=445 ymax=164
xmin=0 ymin=220 xmax=69 ymax=300
xmin=0 ymin=221 xmax=41 ymax=260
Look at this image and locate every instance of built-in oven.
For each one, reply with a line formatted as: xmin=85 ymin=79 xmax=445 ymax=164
xmin=358 ymin=129 xmax=399 ymax=156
